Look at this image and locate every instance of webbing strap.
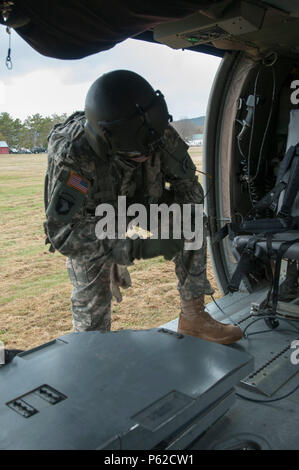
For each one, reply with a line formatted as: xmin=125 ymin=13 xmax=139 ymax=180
xmin=228 ymin=233 xmax=271 ymax=292
xmin=212 ymin=222 xmax=242 ymax=244
xmin=276 ymin=144 xmax=298 ymax=182
xmin=228 ymin=251 xmax=256 ymax=292
xmin=253 ymin=180 xmax=286 ymax=213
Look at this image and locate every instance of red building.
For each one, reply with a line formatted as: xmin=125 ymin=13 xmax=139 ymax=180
xmin=0 ymin=141 xmax=9 ymax=154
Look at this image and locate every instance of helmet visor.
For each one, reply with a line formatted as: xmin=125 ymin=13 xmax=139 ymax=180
xmin=98 ymin=90 xmax=171 ymax=154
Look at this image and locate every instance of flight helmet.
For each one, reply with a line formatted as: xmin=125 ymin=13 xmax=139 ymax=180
xmin=84 ymin=70 xmax=172 ymax=158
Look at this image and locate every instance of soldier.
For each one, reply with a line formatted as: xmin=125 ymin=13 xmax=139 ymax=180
xmin=44 ymin=70 xmax=243 ymax=344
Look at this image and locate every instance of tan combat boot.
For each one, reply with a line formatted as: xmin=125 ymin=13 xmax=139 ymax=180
xmin=178 ymin=296 xmax=243 ymax=345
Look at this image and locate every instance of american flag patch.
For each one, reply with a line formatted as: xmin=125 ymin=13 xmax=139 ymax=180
xmin=67 ymin=172 xmax=89 ymax=194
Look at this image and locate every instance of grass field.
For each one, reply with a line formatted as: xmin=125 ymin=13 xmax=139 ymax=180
xmin=0 ymin=149 xmax=220 ymax=350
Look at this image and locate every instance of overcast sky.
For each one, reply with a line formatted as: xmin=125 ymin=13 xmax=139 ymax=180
xmin=0 ymin=26 xmax=222 ymax=121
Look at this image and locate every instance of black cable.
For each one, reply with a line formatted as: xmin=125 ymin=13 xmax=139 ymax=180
xmin=246 ymin=328 xmax=277 ymax=337
xmin=245 ymin=64 xmax=276 ymax=208
xmin=210 ymin=294 xmax=243 ymax=329
xmin=236 ymin=383 xmax=299 ymax=403
xmin=210 ymin=298 xmax=299 ymax=348
xmin=161 ymin=142 xmax=213 ymax=200
xmin=237 ymin=137 xmax=247 ymax=160
xmin=246 ymin=67 xmax=261 ymax=208
xmin=251 ymin=66 xmax=276 ymax=181
xmin=210 ymin=294 xmax=226 ymax=315
xmin=195 ymin=169 xmax=213 ymax=202
xmin=247 ymin=68 xmax=260 ymax=183
xmin=242 ymin=314 xmax=299 ymax=338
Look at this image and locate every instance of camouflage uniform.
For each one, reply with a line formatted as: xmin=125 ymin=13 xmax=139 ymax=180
xmin=44 ymin=112 xmax=213 ymax=332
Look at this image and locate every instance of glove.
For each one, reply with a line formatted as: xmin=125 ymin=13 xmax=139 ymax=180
xmin=131 ymin=237 xmax=184 ymax=261
xmin=112 ymin=237 xmax=184 ymax=264
xmin=110 ymin=264 xmax=132 ymax=302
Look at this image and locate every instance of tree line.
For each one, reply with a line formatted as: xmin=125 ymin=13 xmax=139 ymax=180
xmin=0 ymin=112 xmax=68 ymax=151
xmin=0 ymin=111 xmax=205 ymax=152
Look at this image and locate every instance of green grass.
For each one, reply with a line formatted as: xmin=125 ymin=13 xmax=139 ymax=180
xmin=130 ymin=256 xmax=166 ymax=272
xmin=0 ymin=271 xmax=69 ymax=306
xmin=16 ymin=245 xmax=47 ymax=258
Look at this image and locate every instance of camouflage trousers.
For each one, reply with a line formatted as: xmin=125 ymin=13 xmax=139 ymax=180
xmin=66 ymin=234 xmax=213 ymax=332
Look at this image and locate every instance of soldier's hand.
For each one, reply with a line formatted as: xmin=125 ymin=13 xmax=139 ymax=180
xmin=112 ymin=238 xmax=184 ymax=264
xmin=132 ymin=238 xmax=184 ymax=261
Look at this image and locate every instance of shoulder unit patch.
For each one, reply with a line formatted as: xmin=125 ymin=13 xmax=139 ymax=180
xmin=46 ymin=169 xmax=90 ymax=222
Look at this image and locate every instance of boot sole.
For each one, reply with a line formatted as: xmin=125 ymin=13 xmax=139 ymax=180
xmin=178 ymin=329 xmax=243 ymax=345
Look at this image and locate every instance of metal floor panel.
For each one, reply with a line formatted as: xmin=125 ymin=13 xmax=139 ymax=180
xmin=0 ymin=329 xmax=253 ymax=450
xmin=164 ymin=289 xmax=299 ymax=448
xmin=191 ymin=386 xmax=299 ymax=450
xmin=241 ymin=341 xmax=298 ymax=396
xmin=177 ymin=290 xmax=299 ymax=449
xmin=206 ymin=291 xmax=299 ymax=397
